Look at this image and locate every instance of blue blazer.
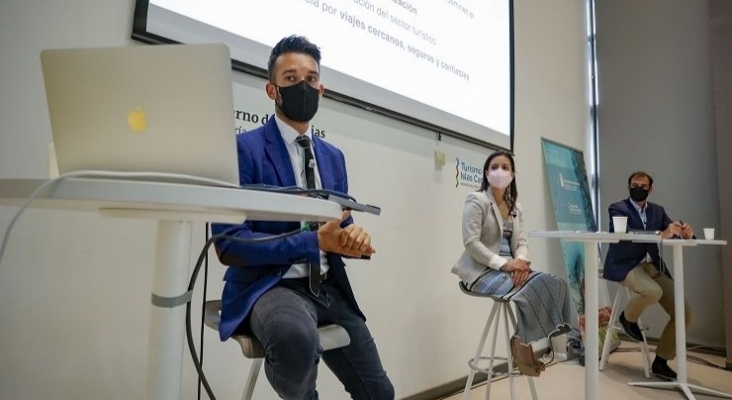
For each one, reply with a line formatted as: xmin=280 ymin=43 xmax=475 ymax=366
xmin=602 ymin=198 xmax=673 ymax=282
xmin=211 ymin=117 xmax=363 ymax=340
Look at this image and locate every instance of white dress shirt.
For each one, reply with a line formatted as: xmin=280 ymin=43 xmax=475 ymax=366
xmin=274 ymin=115 xmax=329 ymax=278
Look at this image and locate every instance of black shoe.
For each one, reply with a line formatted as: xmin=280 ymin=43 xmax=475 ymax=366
xmin=652 ymin=357 xmax=678 ymax=381
xmin=619 ymin=312 xmax=644 ymax=342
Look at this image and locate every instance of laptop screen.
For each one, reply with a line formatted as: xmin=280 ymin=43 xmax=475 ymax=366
xmin=40 ymin=43 xmax=239 ymax=186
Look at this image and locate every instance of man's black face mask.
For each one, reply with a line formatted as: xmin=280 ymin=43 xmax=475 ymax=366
xmin=275 ymin=81 xmax=320 ymax=122
xmin=629 ymin=186 xmax=650 ymax=202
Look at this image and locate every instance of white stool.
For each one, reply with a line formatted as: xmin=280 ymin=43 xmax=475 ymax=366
xmin=599 ymin=286 xmax=652 ymax=379
xmin=459 ymin=282 xmax=539 ymax=400
xmin=203 ymin=300 xmax=351 ymax=400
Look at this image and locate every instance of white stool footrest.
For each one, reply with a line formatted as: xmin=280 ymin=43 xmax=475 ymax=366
xmin=458 ymin=281 xmax=539 ymax=400
xmin=600 ymin=286 xmax=653 ymax=379
xmin=469 ymin=356 xmax=520 ymax=378
xmin=318 ymin=324 xmax=351 ymax=351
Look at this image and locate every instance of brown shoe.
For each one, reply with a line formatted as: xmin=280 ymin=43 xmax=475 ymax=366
xmin=510 ymin=336 xmax=544 ymax=377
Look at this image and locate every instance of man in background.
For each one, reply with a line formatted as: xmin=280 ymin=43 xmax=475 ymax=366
xmin=603 ymin=171 xmax=694 ymax=381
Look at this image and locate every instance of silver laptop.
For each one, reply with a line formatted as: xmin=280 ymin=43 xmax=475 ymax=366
xmin=40 ymin=43 xmax=239 ymax=186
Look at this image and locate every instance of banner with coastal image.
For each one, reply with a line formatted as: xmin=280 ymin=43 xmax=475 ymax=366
xmin=541 ymin=138 xmax=618 ymax=351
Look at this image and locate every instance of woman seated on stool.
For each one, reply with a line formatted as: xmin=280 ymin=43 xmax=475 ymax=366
xmin=452 ymin=151 xmax=572 ymax=376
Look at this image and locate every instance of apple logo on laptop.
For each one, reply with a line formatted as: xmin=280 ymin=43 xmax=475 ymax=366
xmin=127 ymin=106 xmax=148 ymax=132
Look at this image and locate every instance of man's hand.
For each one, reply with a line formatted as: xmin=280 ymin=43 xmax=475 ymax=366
xmin=660 ymin=222 xmax=683 ymax=239
xmin=680 ymin=222 xmax=694 ymax=239
xmin=317 ymin=211 xmax=375 ymax=258
xmin=340 ymin=224 xmax=375 ymax=256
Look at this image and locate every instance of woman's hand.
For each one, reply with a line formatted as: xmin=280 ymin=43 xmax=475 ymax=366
xmin=501 ymin=259 xmax=531 ymax=287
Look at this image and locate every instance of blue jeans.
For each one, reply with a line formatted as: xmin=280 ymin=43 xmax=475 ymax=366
xmin=250 ymin=277 xmax=394 ymax=400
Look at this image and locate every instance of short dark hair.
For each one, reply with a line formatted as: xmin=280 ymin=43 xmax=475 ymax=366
xmin=627 ymin=171 xmax=654 ymax=187
xmin=267 ymin=35 xmax=321 ymax=81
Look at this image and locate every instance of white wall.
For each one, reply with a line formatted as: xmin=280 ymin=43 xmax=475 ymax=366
xmin=595 ymin=0 xmax=724 ymax=348
xmin=0 ymin=0 xmax=590 ymax=398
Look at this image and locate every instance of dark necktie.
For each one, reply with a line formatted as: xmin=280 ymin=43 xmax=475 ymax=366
xmin=295 ymin=135 xmax=323 ymax=297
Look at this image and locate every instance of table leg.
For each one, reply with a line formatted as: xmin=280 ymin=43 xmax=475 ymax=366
xmin=628 ymin=244 xmax=732 ymax=399
xmin=584 ymin=241 xmax=599 ymax=400
xmin=146 ymin=220 xmax=193 ymax=400
xmin=673 ymin=244 xmax=688 ymax=384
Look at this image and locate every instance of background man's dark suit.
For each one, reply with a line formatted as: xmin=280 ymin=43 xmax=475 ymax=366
xmin=603 ymin=198 xmax=673 ymax=282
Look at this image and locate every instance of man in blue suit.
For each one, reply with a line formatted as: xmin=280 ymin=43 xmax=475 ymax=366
xmin=604 ymin=171 xmax=694 ymax=381
xmin=211 ymin=36 xmax=394 ymax=399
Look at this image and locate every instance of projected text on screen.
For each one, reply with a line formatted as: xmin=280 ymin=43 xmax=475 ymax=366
xmin=141 ymin=0 xmax=513 ymax=148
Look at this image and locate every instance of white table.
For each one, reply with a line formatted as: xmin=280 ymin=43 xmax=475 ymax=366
xmin=0 ymin=178 xmax=343 ymax=400
xmin=529 ymin=231 xmax=660 ymax=400
xmin=627 ymin=238 xmax=730 ymax=400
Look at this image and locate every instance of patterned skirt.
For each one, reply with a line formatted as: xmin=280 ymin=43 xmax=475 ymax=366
xmin=470 ymin=268 xmax=572 ymax=344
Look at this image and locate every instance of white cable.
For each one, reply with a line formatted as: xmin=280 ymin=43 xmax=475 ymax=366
xmin=0 ymin=170 xmax=242 ymax=267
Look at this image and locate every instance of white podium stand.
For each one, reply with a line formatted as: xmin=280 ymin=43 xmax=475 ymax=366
xmin=529 ymin=231 xmax=659 ymax=400
xmin=0 ymin=178 xmax=343 ymax=400
xmin=530 ymin=231 xmax=730 ymax=400
xmin=627 ymin=239 xmax=730 ymax=400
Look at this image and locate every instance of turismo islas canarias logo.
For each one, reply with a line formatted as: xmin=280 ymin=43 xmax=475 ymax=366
xmin=455 ymin=157 xmax=482 ymax=189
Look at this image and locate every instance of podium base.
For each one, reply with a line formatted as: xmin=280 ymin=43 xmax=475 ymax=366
xmin=628 ymin=381 xmax=732 ymax=400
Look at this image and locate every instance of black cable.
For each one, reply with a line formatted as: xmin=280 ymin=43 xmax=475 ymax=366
xmin=686 ymin=354 xmax=728 ymax=370
xmin=659 ymin=236 xmax=666 ymax=276
xmin=196 ymin=223 xmax=210 ymax=400
xmin=185 ymin=227 xmax=305 ymax=400
xmin=181 ymin=186 xmax=366 ymax=398
xmin=606 ymin=339 xmax=728 ymax=371
xmin=238 ymin=184 xmax=357 ymax=203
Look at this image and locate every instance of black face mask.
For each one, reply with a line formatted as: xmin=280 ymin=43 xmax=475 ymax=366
xmin=629 ymin=186 xmax=650 ymax=202
xmin=274 ymin=81 xmax=320 ymax=122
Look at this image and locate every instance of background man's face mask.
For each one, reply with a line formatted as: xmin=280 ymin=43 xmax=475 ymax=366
xmin=629 ymin=186 xmax=650 ymax=202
